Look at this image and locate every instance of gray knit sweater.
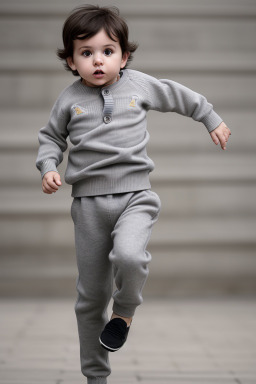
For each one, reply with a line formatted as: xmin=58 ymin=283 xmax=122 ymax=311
xmin=36 ymin=69 xmax=222 ymax=197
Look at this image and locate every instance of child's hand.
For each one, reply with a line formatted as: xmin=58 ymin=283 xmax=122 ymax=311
xmin=210 ymin=122 xmax=231 ymax=150
xmin=42 ymin=171 xmax=62 ymax=194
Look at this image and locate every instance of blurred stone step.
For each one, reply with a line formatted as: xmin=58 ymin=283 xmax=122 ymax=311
xmin=1 ymin=72 xmax=254 ymax=109
xmin=2 ymin=50 xmax=255 ymax=74
xmin=152 ymin=216 xmax=256 ymax=247
xmin=1 ymin=183 xmax=256 ymax=218
xmin=0 ymin=215 xmax=255 ymax=251
xmin=1 ymin=244 xmax=256 ymax=297
xmin=152 ymin=152 xmax=256 ymax=184
xmin=3 ymin=272 xmax=256 ymax=297
xmin=1 ymin=4 xmax=255 ymax=53
xmin=1 ymin=1 xmax=255 ymax=78
xmin=147 ymin=110 xmax=254 ymax=152
xmin=0 ymin=149 xmax=254 ymax=185
xmin=1 ymin=275 xmax=256 ymax=297
xmin=0 ymin=110 xmax=255 ymax=153
xmin=1 ymin=0 xmax=256 ymax=17
xmin=2 ymin=244 xmax=256 ymax=279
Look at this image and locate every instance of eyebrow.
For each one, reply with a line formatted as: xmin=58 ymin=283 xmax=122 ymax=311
xmin=79 ymin=44 xmax=116 ymax=50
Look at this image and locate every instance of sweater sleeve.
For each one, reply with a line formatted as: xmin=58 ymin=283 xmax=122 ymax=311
xmin=140 ymin=74 xmax=223 ymax=132
xmin=36 ymin=95 xmax=70 ymax=179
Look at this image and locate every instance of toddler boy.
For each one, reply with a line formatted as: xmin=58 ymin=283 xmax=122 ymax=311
xmin=36 ymin=5 xmax=231 ymax=384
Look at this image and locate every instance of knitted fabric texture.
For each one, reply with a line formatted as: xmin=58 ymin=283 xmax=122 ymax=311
xmin=36 ymin=69 xmax=222 ymax=197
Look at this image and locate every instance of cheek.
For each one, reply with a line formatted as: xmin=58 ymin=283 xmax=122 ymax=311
xmin=112 ymin=56 xmax=125 ymax=68
xmin=76 ymin=58 xmax=90 ymax=70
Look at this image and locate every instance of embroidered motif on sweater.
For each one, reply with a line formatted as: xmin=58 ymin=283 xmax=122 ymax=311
xmin=72 ymin=104 xmax=87 ymax=115
xmin=129 ymin=96 xmax=138 ymax=107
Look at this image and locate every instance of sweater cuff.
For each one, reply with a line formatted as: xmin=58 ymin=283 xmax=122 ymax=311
xmin=201 ymin=110 xmax=223 ymax=133
xmin=38 ymin=159 xmax=58 ymax=179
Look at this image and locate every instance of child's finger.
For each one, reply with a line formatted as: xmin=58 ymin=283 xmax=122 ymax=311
xmin=42 ymin=184 xmax=53 ymax=194
xmin=42 ymin=178 xmax=59 ymax=193
xmin=218 ymin=133 xmax=227 ymax=150
xmin=210 ymin=131 xmax=219 ymax=145
xmin=223 ymin=129 xmax=230 ymax=142
xmin=46 ymin=178 xmax=59 ymax=190
xmin=53 ymin=173 xmax=62 ymax=186
xmin=42 ymin=181 xmax=54 ymax=194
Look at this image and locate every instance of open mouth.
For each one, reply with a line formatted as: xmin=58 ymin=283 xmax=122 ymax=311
xmin=94 ymin=70 xmax=104 ymax=75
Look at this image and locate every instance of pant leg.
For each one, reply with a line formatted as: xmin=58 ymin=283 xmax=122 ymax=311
xmin=109 ymin=190 xmax=161 ymax=318
xmin=71 ymin=197 xmax=114 ymax=383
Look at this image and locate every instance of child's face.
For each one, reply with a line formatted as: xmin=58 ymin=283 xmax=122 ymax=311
xmin=67 ymin=29 xmax=129 ymax=88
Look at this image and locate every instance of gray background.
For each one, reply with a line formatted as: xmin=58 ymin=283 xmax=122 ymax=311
xmin=0 ymin=0 xmax=256 ymax=298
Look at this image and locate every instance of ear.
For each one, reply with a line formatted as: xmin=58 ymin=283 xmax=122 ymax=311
xmin=120 ymin=52 xmax=130 ymax=69
xmin=66 ymin=56 xmax=77 ymax=71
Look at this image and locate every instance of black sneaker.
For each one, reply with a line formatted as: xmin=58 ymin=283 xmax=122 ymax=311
xmin=99 ymin=318 xmax=130 ymax=352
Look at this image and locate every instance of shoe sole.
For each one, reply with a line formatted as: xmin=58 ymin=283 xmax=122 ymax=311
xmin=99 ymin=337 xmax=121 ymax=352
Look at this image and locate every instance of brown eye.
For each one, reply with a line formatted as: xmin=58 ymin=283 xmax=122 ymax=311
xmin=83 ymin=50 xmax=92 ymax=57
xmin=104 ymin=48 xmax=112 ymax=56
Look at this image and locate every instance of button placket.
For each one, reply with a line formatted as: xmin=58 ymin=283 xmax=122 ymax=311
xmin=102 ymin=89 xmax=113 ymax=124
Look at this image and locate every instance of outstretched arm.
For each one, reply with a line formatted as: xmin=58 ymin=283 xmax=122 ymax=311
xmin=209 ymin=122 xmax=231 ymax=150
xmin=141 ymin=73 xmax=224 ymax=133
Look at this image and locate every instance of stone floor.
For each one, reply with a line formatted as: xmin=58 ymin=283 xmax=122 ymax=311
xmin=0 ymin=298 xmax=256 ymax=384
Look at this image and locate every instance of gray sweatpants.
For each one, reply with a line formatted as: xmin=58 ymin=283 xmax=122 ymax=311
xmin=71 ymin=190 xmax=161 ymax=384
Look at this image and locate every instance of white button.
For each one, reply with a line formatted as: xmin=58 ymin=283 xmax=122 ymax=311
xmin=104 ymin=115 xmax=112 ymax=124
xmin=103 ymin=89 xmax=110 ymax=96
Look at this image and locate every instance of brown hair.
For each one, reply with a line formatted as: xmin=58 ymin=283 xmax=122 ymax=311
xmin=57 ymin=5 xmax=138 ymax=76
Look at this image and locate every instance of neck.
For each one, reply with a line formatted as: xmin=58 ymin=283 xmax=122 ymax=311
xmin=82 ymin=74 xmax=121 ymax=88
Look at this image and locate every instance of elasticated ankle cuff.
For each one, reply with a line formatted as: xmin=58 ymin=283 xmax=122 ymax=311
xmin=112 ymin=302 xmax=135 ymax=318
xmin=87 ymin=377 xmax=107 ymax=384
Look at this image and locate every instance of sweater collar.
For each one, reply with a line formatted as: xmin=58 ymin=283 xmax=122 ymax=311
xmin=74 ymin=70 xmax=128 ymax=94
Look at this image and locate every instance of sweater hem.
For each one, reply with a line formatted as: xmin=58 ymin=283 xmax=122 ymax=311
xmin=71 ymin=174 xmax=151 ymax=197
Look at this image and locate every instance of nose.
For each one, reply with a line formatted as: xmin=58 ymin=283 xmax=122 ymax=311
xmin=93 ymin=53 xmax=103 ymax=66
